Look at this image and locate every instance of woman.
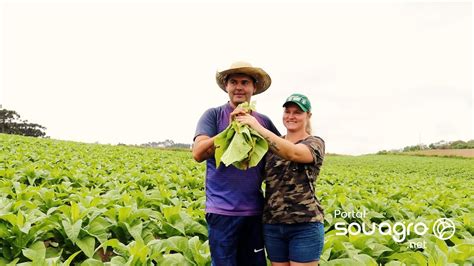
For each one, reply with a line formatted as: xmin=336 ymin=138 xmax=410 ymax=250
xmin=233 ymin=93 xmax=325 ymax=266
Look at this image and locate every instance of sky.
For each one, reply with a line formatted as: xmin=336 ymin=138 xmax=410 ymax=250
xmin=0 ymin=1 xmax=472 ymax=155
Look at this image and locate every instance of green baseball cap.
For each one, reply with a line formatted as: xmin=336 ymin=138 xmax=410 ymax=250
xmin=283 ymin=93 xmax=311 ymax=112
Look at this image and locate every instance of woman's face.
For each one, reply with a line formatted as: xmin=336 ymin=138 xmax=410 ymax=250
xmin=283 ymin=103 xmax=308 ymax=132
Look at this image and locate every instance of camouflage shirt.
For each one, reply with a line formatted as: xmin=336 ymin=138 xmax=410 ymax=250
xmin=263 ymin=136 xmax=325 ymax=224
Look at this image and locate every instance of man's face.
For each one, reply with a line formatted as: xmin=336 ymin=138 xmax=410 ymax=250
xmin=225 ymin=74 xmax=256 ymax=108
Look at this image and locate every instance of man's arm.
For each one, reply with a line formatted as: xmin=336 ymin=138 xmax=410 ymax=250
xmin=192 ymin=135 xmax=216 ymax=162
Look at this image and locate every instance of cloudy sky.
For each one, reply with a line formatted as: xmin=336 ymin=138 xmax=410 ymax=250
xmin=1 ymin=1 xmax=472 ymax=155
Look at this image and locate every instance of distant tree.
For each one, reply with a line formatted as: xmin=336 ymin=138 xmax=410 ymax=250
xmin=140 ymin=139 xmax=191 ymax=150
xmin=450 ymin=140 xmax=467 ymax=149
xmin=0 ymin=108 xmax=47 ymax=137
xmin=403 ymin=145 xmax=418 ymax=152
xmin=467 ymin=140 xmax=474 ymax=149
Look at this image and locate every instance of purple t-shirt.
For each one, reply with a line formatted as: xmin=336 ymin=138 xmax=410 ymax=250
xmin=194 ymin=102 xmax=280 ymax=216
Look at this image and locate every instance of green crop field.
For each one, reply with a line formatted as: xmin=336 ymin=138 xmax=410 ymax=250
xmin=0 ymin=133 xmax=473 ymax=265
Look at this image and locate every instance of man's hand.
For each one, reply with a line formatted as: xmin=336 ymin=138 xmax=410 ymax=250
xmin=229 ymin=106 xmax=249 ymax=122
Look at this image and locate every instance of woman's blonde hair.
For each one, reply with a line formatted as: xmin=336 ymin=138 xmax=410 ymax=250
xmin=306 ymin=112 xmax=312 ymax=135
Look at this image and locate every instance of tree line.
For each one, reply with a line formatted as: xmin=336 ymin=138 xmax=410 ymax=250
xmin=402 ymin=140 xmax=474 ymax=152
xmin=378 ymin=139 xmax=474 ymax=154
xmin=1 ymin=108 xmax=192 ymax=149
xmin=0 ymin=108 xmax=47 ymax=137
xmin=7 ymin=107 xmax=468 ymax=153
xmin=118 ymin=140 xmax=191 ymax=150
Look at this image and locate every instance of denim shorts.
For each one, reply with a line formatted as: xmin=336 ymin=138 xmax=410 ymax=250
xmin=263 ymin=222 xmax=324 ymax=263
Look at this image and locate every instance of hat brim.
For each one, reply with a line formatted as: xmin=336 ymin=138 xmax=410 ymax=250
xmin=283 ymin=101 xmax=309 ymax=112
xmin=216 ymin=67 xmax=272 ymax=95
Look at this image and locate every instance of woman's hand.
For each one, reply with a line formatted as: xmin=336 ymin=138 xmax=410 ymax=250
xmin=235 ymin=113 xmax=262 ymax=130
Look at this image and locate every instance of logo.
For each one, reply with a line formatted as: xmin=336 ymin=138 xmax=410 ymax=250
xmin=433 ymin=218 xmax=456 ymax=240
xmin=333 ymin=210 xmax=457 ymax=242
xmin=253 ymin=248 xmax=264 ymax=253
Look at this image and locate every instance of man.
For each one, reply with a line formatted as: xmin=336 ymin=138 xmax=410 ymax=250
xmin=193 ymin=61 xmax=280 ymax=266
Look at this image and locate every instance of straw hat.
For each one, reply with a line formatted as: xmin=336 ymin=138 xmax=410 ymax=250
xmin=215 ymin=61 xmax=272 ymax=95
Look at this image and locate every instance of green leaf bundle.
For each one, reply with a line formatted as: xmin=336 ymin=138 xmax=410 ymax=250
xmin=214 ymin=102 xmax=268 ymax=170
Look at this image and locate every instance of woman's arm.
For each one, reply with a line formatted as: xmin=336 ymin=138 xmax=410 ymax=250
xmin=235 ymin=114 xmax=313 ymax=163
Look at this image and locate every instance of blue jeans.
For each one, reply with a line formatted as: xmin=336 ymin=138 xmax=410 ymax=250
xmin=263 ymin=222 xmax=325 ymax=263
xmin=206 ymin=213 xmax=266 ymax=266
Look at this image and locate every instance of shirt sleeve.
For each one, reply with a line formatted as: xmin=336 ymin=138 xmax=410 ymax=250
xmin=303 ymin=136 xmax=325 ymax=166
xmin=194 ymin=107 xmax=218 ymax=141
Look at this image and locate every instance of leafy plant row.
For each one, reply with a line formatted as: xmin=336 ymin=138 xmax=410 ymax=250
xmin=1 ymin=133 xmax=473 ymax=265
xmin=1 ymin=134 xmax=209 ymax=265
